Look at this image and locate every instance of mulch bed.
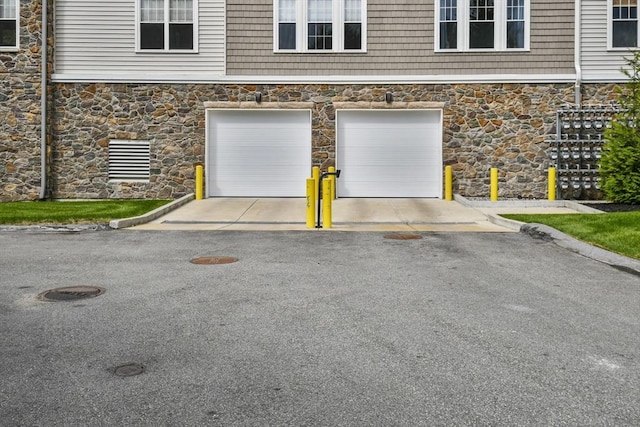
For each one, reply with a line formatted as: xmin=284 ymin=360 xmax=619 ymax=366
xmin=582 ymin=203 xmax=640 ymax=212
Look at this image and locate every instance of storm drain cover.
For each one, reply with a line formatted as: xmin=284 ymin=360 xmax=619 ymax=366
xmin=384 ymin=234 xmax=423 ymax=240
xmin=190 ymin=256 xmax=238 ymax=265
xmin=38 ymin=286 xmax=106 ymax=302
xmin=114 ymin=363 xmax=145 ymax=377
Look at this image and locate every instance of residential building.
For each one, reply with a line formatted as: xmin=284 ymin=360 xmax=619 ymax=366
xmin=0 ymin=1 xmax=632 ymax=201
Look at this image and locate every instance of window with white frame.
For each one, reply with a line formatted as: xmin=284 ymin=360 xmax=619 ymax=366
xmin=0 ymin=0 xmax=18 ymax=50
xmin=274 ymin=0 xmax=366 ymax=52
xmin=138 ymin=0 xmax=197 ymax=51
xmin=436 ymin=0 xmax=528 ymax=51
xmin=611 ymin=0 xmax=638 ymax=48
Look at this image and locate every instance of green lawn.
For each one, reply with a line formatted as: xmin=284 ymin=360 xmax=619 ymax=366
xmin=0 ymin=200 xmax=171 ymax=225
xmin=503 ymin=211 xmax=640 ymax=260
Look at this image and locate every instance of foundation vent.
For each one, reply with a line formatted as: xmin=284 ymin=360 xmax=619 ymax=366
xmin=108 ymin=140 xmax=151 ymax=181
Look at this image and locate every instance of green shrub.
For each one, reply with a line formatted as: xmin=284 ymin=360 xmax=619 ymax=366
xmin=601 ymin=51 xmax=640 ymax=204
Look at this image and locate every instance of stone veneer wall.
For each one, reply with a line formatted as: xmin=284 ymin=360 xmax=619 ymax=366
xmin=581 ymin=83 xmax=622 ymax=108
xmin=50 ymin=82 xmax=579 ymax=199
xmin=0 ymin=0 xmax=45 ymax=202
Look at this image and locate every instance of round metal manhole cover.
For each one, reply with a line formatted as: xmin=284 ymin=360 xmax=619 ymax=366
xmin=38 ymin=286 xmax=106 ymax=302
xmin=114 ymin=363 xmax=145 ymax=377
xmin=384 ymin=234 xmax=423 ymax=240
xmin=190 ymin=256 xmax=238 ymax=265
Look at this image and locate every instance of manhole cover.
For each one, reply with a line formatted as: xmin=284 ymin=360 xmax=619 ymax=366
xmin=38 ymin=286 xmax=106 ymax=302
xmin=190 ymin=256 xmax=238 ymax=265
xmin=384 ymin=234 xmax=423 ymax=240
xmin=114 ymin=363 xmax=145 ymax=377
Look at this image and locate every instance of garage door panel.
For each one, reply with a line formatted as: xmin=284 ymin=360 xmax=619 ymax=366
xmin=341 ymin=150 xmax=439 ymax=165
xmin=213 ymin=166 xmax=309 ymax=179
xmin=337 ymin=110 xmax=442 ymax=198
xmin=344 ymin=165 xmax=440 ymax=179
xmin=207 ymin=110 xmax=311 ymax=197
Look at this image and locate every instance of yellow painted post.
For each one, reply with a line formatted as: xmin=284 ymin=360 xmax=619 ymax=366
xmin=328 ymin=166 xmax=337 ymax=200
xmin=312 ymin=166 xmax=320 ymax=202
xmin=445 ymin=165 xmax=453 ymax=201
xmin=195 ymin=164 xmax=204 ymax=200
xmin=306 ymin=178 xmax=316 ymax=228
xmin=322 ymin=178 xmax=332 ymax=229
xmin=490 ymin=167 xmax=498 ymax=201
xmin=548 ymin=167 xmax=556 ymax=201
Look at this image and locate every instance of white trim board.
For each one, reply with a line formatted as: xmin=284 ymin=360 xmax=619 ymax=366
xmin=51 ymin=73 xmax=578 ymax=85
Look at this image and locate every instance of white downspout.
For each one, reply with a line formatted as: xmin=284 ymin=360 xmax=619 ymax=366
xmin=574 ymin=0 xmax=582 ymax=108
xmin=39 ymin=0 xmax=48 ymax=199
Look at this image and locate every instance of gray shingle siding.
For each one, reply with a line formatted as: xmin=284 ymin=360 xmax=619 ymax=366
xmin=226 ymin=0 xmax=575 ymax=77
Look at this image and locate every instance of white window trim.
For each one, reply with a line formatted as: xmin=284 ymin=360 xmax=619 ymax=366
xmin=135 ymin=0 xmax=199 ymax=53
xmin=273 ymin=0 xmax=367 ymax=53
xmin=434 ymin=0 xmax=530 ymax=53
xmin=0 ymin=0 xmax=19 ymax=52
xmin=607 ymin=0 xmax=639 ymax=51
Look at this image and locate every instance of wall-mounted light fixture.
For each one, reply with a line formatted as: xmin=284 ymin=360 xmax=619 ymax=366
xmin=255 ymin=92 xmax=262 ymax=104
xmin=385 ymin=92 xmax=393 ymax=104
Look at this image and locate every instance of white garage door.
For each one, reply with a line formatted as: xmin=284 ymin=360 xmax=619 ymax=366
xmin=207 ymin=110 xmax=311 ymax=197
xmin=336 ymin=110 xmax=443 ymax=198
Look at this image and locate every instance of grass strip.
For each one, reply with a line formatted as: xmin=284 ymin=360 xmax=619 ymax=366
xmin=503 ymin=212 xmax=640 ymax=260
xmin=0 ymin=200 xmax=171 ymax=225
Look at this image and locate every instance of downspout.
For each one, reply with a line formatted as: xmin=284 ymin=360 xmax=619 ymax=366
xmin=574 ymin=0 xmax=582 ymax=108
xmin=39 ymin=0 xmax=48 ymax=199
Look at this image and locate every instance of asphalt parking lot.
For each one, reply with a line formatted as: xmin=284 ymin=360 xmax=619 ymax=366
xmin=1 ymin=230 xmax=639 ymax=426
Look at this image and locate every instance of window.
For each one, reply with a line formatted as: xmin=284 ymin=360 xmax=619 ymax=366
xmin=344 ymin=0 xmax=362 ymax=49
xmin=279 ymin=0 xmax=297 ymax=49
xmin=611 ymin=0 xmax=638 ymax=48
xmin=308 ymin=0 xmax=333 ymax=50
xmin=0 ymin=0 xmax=18 ymax=50
xmin=274 ymin=0 xmax=366 ymax=52
xmin=469 ymin=0 xmax=494 ymax=49
xmin=138 ymin=0 xmax=197 ymax=51
xmin=440 ymin=0 xmax=458 ymax=49
xmin=436 ymin=0 xmax=528 ymax=51
xmin=506 ymin=0 xmax=525 ymax=49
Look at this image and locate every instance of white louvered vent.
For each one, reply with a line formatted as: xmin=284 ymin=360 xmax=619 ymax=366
xmin=108 ymin=140 xmax=151 ymax=181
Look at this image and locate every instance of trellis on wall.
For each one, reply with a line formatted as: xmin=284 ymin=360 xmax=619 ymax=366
xmin=550 ymin=107 xmax=621 ymax=200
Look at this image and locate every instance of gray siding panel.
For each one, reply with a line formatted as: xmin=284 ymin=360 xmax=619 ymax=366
xmin=581 ymin=0 xmax=628 ymax=82
xmin=54 ymin=0 xmax=225 ymax=78
xmin=226 ymin=0 xmax=575 ymax=77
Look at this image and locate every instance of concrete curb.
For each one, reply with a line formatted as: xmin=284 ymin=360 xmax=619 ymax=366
xmin=521 ymin=223 xmax=640 ymax=275
xmin=0 ymin=224 xmax=112 ymax=233
xmin=454 ymin=194 xmax=640 ymax=275
xmin=454 ymin=194 xmax=604 ymax=213
xmin=109 ymin=193 xmax=195 ymax=229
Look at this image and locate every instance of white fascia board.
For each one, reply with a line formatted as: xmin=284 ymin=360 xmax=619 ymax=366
xmin=51 ymin=73 xmax=226 ymax=84
xmin=581 ymin=75 xmax=630 ymax=83
xmin=52 ymin=73 xmax=577 ymax=84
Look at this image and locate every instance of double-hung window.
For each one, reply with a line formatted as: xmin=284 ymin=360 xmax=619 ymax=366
xmin=274 ymin=0 xmax=366 ymax=52
xmin=436 ymin=0 xmax=528 ymax=51
xmin=0 ymin=0 xmax=18 ymax=50
xmin=610 ymin=0 xmax=638 ymax=48
xmin=138 ymin=0 xmax=197 ymax=52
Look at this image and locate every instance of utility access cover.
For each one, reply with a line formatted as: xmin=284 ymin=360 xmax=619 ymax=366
xmin=38 ymin=286 xmax=106 ymax=302
xmin=384 ymin=234 xmax=423 ymax=240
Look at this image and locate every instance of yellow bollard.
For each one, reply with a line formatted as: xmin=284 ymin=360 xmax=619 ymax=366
xmin=548 ymin=167 xmax=556 ymax=201
xmin=490 ymin=167 xmax=498 ymax=201
xmin=328 ymin=166 xmax=337 ymax=200
xmin=445 ymin=165 xmax=453 ymax=201
xmin=306 ymin=178 xmax=316 ymax=228
xmin=322 ymin=178 xmax=332 ymax=229
xmin=312 ymin=166 xmax=320 ymax=202
xmin=195 ymin=164 xmax=204 ymax=200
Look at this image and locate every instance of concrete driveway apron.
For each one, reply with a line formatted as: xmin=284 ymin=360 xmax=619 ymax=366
xmin=128 ymin=198 xmax=517 ymax=232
